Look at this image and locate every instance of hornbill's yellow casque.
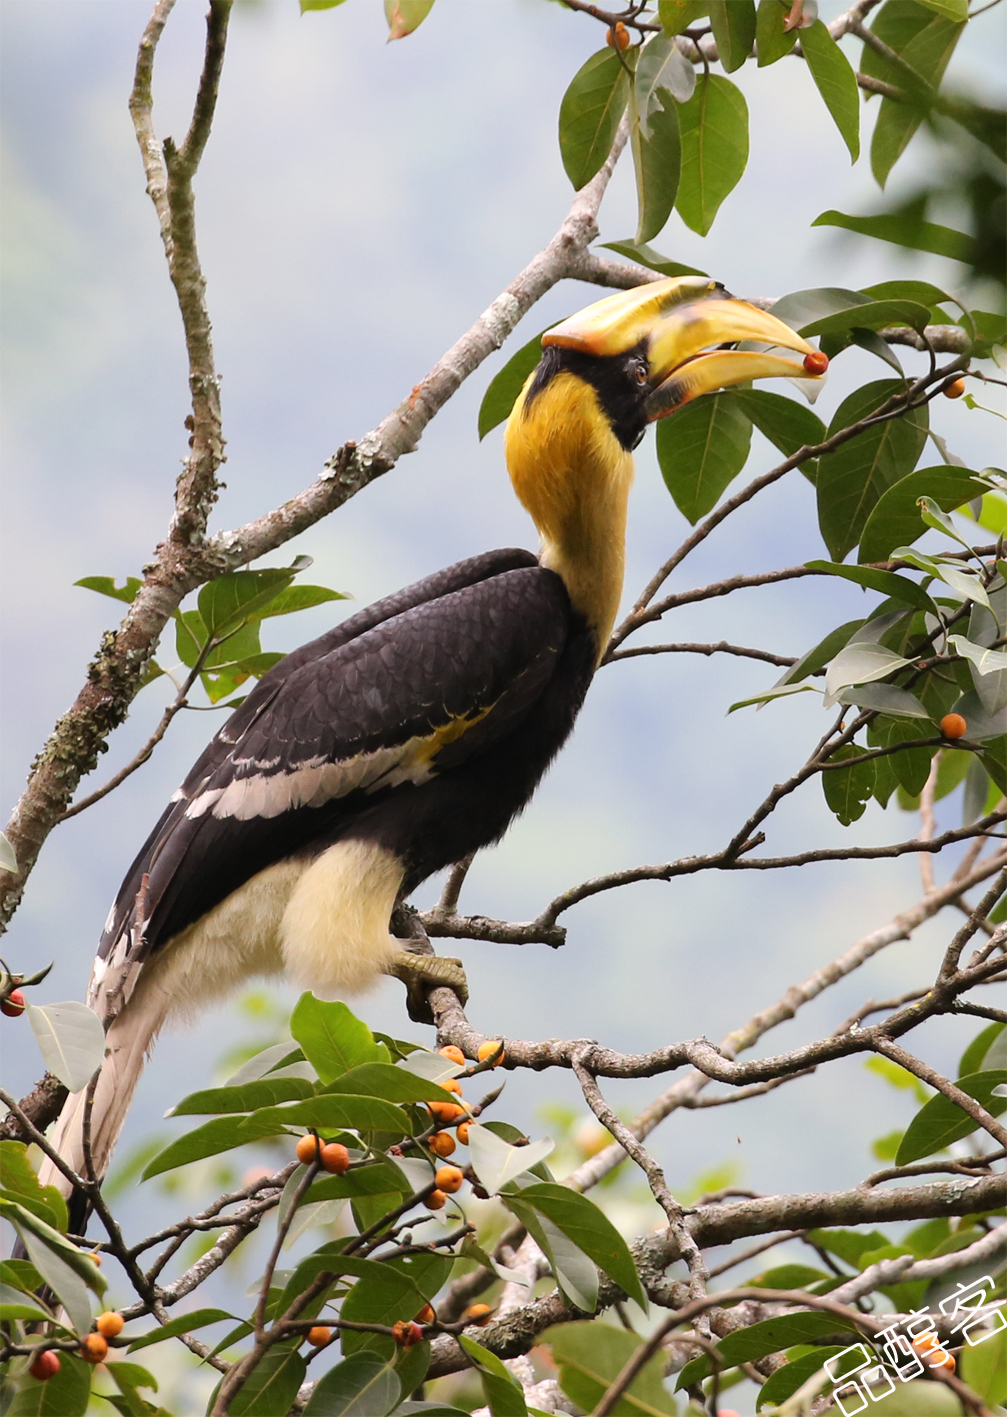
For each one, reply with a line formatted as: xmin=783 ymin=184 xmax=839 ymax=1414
xmin=42 ymin=277 xmax=822 ymax=1199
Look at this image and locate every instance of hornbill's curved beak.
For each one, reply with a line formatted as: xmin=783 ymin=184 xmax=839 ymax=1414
xmin=544 ymin=276 xmax=825 ymax=419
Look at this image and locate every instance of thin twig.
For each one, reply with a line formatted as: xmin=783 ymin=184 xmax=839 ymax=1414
xmin=919 ymin=753 xmax=940 ymax=896
xmin=607 ymin=640 xmax=796 ymax=668
xmin=871 ymin=1036 xmax=1007 ymax=1148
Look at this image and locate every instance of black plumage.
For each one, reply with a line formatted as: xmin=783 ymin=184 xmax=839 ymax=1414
xmin=99 ymin=549 xmax=593 ymax=983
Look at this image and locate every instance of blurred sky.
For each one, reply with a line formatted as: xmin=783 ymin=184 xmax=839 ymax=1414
xmin=2 ymin=1 xmax=1005 ymax=1402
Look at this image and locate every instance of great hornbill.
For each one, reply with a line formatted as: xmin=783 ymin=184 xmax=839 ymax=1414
xmin=42 ymin=276 xmax=822 ymax=1197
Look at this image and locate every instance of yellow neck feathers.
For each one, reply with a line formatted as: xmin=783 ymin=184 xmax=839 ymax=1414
xmin=504 ymin=369 xmax=633 ymax=659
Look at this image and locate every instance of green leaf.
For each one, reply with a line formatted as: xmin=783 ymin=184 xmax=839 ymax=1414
xmin=917 ymin=496 xmax=974 ymax=552
xmin=291 ymin=994 xmax=383 ymax=1084
xmin=950 ymin=634 xmax=1007 ymax=680
xmin=838 ymin=681 xmax=929 ymax=719
xmin=758 ymin=1347 xmax=847 ymax=1408
xmin=675 ymin=74 xmax=748 ymax=236
xmin=636 ymin=32 xmax=695 ymax=111
xmin=384 ymin=0 xmax=435 ymax=40
xmin=478 ymin=325 xmax=558 ymax=441
xmin=979 ymin=731 xmax=1007 ymax=792
xmin=546 ymin=1321 xmax=675 ymax=1416
xmin=521 ymin=1201 xmax=600 ymax=1311
xmin=74 ymin=575 xmax=143 ymax=605
xmin=756 ymin=0 xmax=798 ymax=65
xmin=800 ymin=20 xmax=860 ymax=162
xmin=823 ymin=642 xmax=915 ymax=705
xmin=865 ymin=1054 xmax=930 ymax=1104
xmin=750 ymin=1264 xmax=831 ymax=1289
xmin=251 ymin=1093 xmax=410 ymax=1136
xmin=822 ymin=744 xmax=876 ymax=825
xmin=197 ymin=569 xmax=295 ymax=640
xmin=630 ymin=87 xmax=681 ymax=244
xmin=904 ymin=1217 xmax=950 ymax=1256
xmin=801 ymin=299 xmax=931 ymax=338
xmin=896 ymin=1070 xmax=1007 ymax=1164
xmin=559 ymin=48 xmax=631 ymax=191
xmin=301 ymin=0 xmax=349 ymax=9
xmin=256 ymin=583 xmax=348 ymax=617
xmin=338 ymin=1261 xmax=431 ymax=1359
xmin=226 ymin=1040 xmax=306 ymax=1085
xmin=127 ymin=1308 xmax=235 ymax=1352
xmin=864 ymin=2 xmax=965 ymax=186
xmin=228 ymin=651 xmax=285 ymax=678
xmin=915 ymin=0 xmax=967 ymax=17
xmin=0 ymin=1199 xmax=104 ymax=1294
xmin=103 ymin=1362 xmax=157 ymax=1399
xmin=960 ymin=1322 xmax=1007 ymax=1407
xmin=24 ymin=1001 xmax=105 ymax=1094
xmin=657 ymin=390 xmax=752 ymax=523
xmin=141 ymin=1115 xmax=274 ymax=1180
xmin=729 ymin=388 xmax=825 ymax=460
xmin=812 ymin=207 xmax=976 ymax=265
xmin=658 ymin=1 xmax=708 ymax=37
xmin=707 ymin=0 xmax=756 ymax=72
xmin=394 ymin=1406 xmax=471 ymax=1416
xmin=227 ymin=1340 xmax=306 ymax=1417
xmin=816 ymin=378 xmax=929 ymax=560
xmin=1 ymin=1209 xmax=93 ymax=1337
xmin=859 ymin=466 xmax=982 ymax=563
xmin=860 ymin=277 xmax=958 ymax=311
xmin=676 ymin=1310 xmax=857 ymax=1388
xmin=959 ymin=1023 xmax=1006 ymax=1080
xmin=466 ymin=1123 xmax=555 ymax=1194
xmin=1 ymin=1258 xmax=44 ymax=1294
xmin=600 ymin=240 xmax=707 ymax=278
xmin=5 ymin=1351 xmax=93 ymax=1416
xmin=517 ymin=1183 xmax=647 ymax=1311
xmin=175 ymin=611 xmax=262 ymax=672
xmin=770 ymin=285 xmax=871 ymax=331
xmin=808 ymin=1227 xmax=890 ymax=1266
xmin=728 ymin=683 xmax=821 ymax=713
xmin=0 ymin=1282 xmax=52 ymax=1321
xmin=458 ymin=1335 xmax=528 ymax=1417
xmin=805 ymin=560 xmax=936 ymax=613
xmin=0 ymin=1142 xmax=68 ymax=1234
xmin=890 ymin=550 xmax=991 ymax=610
xmin=392 ymin=1342 xmax=431 ymax=1408
xmin=303 ymin=1353 xmax=402 ymax=1416
xmin=846 ymin=325 xmax=906 ymax=375
xmin=168 ymin=1077 xmax=315 ymax=1115
xmin=778 ymin=618 xmax=864 ymax=686
xmin=869 ymin=715 xmax=936 ymax=795
xmin=301 ymin=1160 xmax=410 ymax=1205
xmin=323 ymin=1062 xmax=457 ymax=1105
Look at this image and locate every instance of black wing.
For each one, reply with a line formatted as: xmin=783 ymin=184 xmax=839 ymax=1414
xmin=91 ymin=550 xmax=569 ymax=1005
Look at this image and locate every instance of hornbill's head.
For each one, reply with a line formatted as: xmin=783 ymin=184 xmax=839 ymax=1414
xmin=504 ymin=276 xmax=825 ymax=651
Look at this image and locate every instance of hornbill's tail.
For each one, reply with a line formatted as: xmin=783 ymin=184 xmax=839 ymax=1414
xmin=36 ymin=982 xmax=171 ymax=1230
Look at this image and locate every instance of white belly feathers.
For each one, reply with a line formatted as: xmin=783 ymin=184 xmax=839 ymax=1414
xmin=125 ymin=839 xmax=404 ymax=1025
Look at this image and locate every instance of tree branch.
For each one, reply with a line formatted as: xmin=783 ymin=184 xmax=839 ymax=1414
xmin=607 ymin=639 xmax=796 ymax=668
xmin=424 ymin=1173 xmax=1006 ymax=1379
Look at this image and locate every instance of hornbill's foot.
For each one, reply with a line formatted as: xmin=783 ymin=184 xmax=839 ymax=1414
xmin=386 ymin=951 xmax=468 ymax=1024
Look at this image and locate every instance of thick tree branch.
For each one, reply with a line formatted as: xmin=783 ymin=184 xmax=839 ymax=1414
xmin=424 ymin=1172 xmax=1006 ymax=1379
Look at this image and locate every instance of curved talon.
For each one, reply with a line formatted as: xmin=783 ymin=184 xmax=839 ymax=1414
xmin=386 ymin=949 xmax=468 ymax=1024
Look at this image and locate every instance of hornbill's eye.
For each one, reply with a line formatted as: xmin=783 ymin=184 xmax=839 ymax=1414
xmin=634 ymin=361 xmax=648 ymax=385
